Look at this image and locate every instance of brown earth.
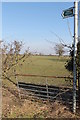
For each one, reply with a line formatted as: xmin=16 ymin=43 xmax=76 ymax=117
xmin=2 ymin=86 xmax=80 ymax=118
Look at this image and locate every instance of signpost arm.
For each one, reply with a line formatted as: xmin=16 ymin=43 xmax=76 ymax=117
xmin=73 ymin=0 xmax=78 ymax=114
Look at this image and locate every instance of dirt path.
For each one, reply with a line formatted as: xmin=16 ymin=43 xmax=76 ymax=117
xmin=2 ymin=86 xmax=80 ymax=118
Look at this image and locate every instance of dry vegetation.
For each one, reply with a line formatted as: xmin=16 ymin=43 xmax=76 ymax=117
xmin=2 ymin=55 xmax=80 ymax=118
xmin=1 ymin=41 xmax=80 ymax=118
xmin=2 ymin=85 xmax=79 ymax=118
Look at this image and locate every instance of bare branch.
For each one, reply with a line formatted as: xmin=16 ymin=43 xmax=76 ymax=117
xmin=67 ymin=19 xmax=73 ymax=41
xmin=2 ymin=40 xmax=30 ymax=86
xmin=50 ymin=31 xmax=72 ymax=49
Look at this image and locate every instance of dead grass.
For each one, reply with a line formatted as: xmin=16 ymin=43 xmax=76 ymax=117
xmin=2 ymin=86 xmax=80 ymax=118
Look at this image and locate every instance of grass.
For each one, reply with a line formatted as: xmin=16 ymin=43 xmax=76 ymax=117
xmin=2 ymin=55 xmax=75 ymax=118
xmin=3 ymin=55 xmax=72 ymax=87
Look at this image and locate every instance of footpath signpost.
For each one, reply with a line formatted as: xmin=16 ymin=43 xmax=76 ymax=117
xmin=62 ymin=7 xmax=74 ymax=18
xmin=62 ymin=1 xmax=78 ymax=113
xmin=73 ymin=1 xmax=78 ymax=113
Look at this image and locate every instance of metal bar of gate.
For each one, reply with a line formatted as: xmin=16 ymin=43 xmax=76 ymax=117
xmin=16 ymin=73 xmax=73 ymax=79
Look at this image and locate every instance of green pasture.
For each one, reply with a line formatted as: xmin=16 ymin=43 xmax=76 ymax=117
xmin=3 ymin=55 xmax=73 ymax=87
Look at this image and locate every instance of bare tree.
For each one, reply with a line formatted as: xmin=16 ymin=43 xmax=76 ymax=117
xmin=54 ymin=43 xmax=65 ymax=56
xmin=1 ymin=40 xmax=30 ymax=86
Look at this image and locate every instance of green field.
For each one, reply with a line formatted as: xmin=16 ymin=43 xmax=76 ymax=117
xmin=3 ymin=55 xmax=72 ymax=87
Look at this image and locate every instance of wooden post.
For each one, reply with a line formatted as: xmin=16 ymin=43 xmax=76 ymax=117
xmin=46 ymin=78 xmax=49 ymax=100
xmin=14 ymin=70 xmax=21 ymax=99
